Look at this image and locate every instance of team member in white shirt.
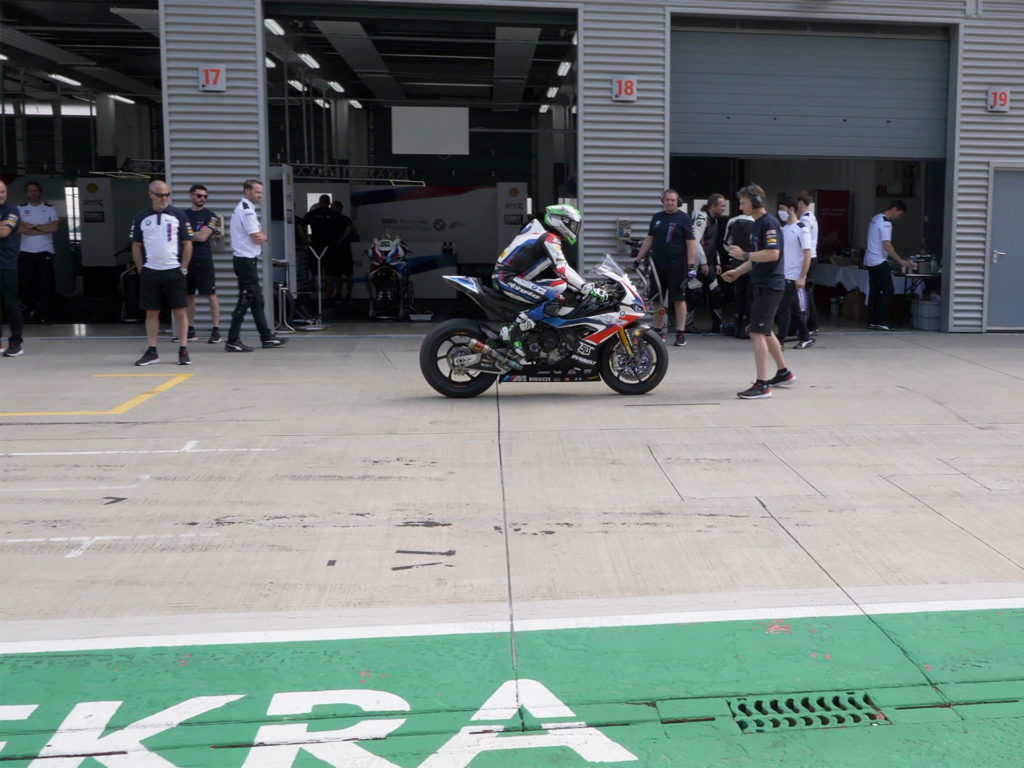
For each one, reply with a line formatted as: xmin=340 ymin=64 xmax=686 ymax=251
xmin=795 ymin=191 xmax=820 ymax=335
xmin=17 ymin=181 xmax=59 ymax=323
xmin=864 ymin=200 xmax=913 ymax=331
xmin=776 ymin=195 xmax=814 ymax=350
xmin=225 ymin=179 xmax=286 ymax=352
xmin=130 ymin=180 xmax=194 ymax=366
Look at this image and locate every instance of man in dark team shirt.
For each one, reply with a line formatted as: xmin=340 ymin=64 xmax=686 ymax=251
xmin=722 ymin=184 xmax=795 ymax=399
xmin=632 ymin=188 xmax=697 ymax=347
xmin=183 ymin=184 xmax=221 ymax=344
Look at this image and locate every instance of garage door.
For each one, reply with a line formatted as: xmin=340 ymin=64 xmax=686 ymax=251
xmin=670 ymin=28 xmax=949 ymax=158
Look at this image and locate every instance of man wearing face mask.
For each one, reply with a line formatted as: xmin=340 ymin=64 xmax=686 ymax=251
xmin=775 ymin=195 xmax=814 ymax=350
xmin=795 ymin=191 xmax=820 ymax=335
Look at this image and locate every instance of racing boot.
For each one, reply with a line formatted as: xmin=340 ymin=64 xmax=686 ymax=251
xmin=500 ymin=311 xmax=536 ymax=358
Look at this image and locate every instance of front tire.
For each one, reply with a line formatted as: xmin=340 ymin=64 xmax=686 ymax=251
xmin=420 ymin=319 xmax=498 ymax=398
xmin=598 ymin=328 xmax=668 ymax=395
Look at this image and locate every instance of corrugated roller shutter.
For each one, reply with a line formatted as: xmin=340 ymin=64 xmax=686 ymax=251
xmin=579 ymin=3 xmax=668 ymax=273
xmin=670 ymin=29 xmax=949 ymax=159
xmin=950 ymin=19 xmax=1024 ymax=331
xmin=161 ymin=0 xmax=269 ymax=335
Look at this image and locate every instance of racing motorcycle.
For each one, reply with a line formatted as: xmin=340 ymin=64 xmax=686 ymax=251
xmin=367 ymin=236 xmax=413 ymax=320
xmin=419 ymin=255 xmax=668 ymax=398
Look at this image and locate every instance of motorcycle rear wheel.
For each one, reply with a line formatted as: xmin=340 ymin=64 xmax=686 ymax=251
xmin=598 ymin=328 xmax=668 ymax=395
xmin=420 ymin=319 xmax=498 ymax=398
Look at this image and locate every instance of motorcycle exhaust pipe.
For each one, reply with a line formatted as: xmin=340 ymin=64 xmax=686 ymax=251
xmin=469 ymin=338 xmax=524 ymax=371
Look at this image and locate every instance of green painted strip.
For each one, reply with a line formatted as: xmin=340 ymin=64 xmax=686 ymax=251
xmin=2 ymin=608 xmax=1024 ymax=766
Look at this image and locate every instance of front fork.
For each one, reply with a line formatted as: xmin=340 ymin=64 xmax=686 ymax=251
xmin=617 ymin=326 xmax=646 ymax=361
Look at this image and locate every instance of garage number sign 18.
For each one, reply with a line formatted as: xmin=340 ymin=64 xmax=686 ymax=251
xmin=612 ymin=76 xmax=637 ymax=102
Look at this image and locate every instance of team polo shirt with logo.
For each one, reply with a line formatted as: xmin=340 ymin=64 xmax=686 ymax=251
xmin=864 ymin=213 xmax=893 ymax=267
xmin=747 ymin=214 xmax=785 ymax=291
xmin=230 ymin=198 xmax=262 ymax=259
xmin=781 ymin=221 xmax=813 ymax=281
xmin=130 ymin=205 xmax=193 ymax=270
xmin=646 ymin=210 xmax=695 ymax=264
xmin=17 ymin=202 xmax=59 ymax=253
xmin=799 ymin=210 xmax=819 ymax=260
xmin=185 ymin=208 xmax=217 ymax=260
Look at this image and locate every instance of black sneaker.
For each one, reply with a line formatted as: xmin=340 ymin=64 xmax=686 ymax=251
xmin=809 ymin=329 xmax=820 ymax=336
xmin=187 ymin=328 xmax=198 ymax=341
xmin=768 ymin=369 xmax=796 ymax=386
xmin=134 ymin=349 xmax=160 ymax=366
xmin=674 ymin=332 xmax=686 ymax=347
xmin=738 ymin=382 xmax=771 ymax=399
xmin=655 ymin=328 xmax=665 ymax=341
xmin=225 ymin=340 xmax=254 ymax=352
xmin=3 ymin=342 xmax=23 ymax=357
xmin=178 ymin=348 xmax=191 ymax=365
xmin=261 ymin=337 xmax=288 ymax=348
xmin=208 ymin=328 xmax=222 ymax=344
xmin=795 ymin=338 xmax=815 ymax=350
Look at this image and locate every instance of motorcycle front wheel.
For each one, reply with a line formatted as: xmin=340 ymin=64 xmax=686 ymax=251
xmin=420 ymin=319 xmax=498 ymax=398
xmin=598 ymin=328 xmax=668 ymax=395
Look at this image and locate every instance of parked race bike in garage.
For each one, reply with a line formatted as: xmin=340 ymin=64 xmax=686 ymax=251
xmin=419 ymin=255 xmax=668 ymax=398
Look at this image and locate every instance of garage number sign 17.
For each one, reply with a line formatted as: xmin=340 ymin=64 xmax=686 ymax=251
xmin=199 ymin=66 xmax=227 ymax=92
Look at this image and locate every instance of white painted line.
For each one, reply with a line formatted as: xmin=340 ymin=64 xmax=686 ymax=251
xmin=1 ymin=532 xmax=219 ymax=559
xmin=0 ymin=474 xmax=151 ymax=493
xmin=4 ymin=596 xmax=1024 ymax=655
xmin=2 ymin=440 xmax=310 ymax=458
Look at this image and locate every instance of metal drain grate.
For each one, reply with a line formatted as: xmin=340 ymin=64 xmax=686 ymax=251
xmin=727 ymin=691 xmax=889 ymax=732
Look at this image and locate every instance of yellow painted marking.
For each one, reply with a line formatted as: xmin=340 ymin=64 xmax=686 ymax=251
xmin=0 ymin=373 xmax=193 ymax=416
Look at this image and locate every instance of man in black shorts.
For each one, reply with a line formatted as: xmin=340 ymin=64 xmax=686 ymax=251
xmin=183 ymin=184 xmax=222 ymax=343
xmin=632 ymin=188 xmax=697 ymax=346
xmin=330 ymin=200 xmax=355 ymax=301
xmin=722 ymin=184 xmax=794 ymax=399
xmin=130 ymin=180 xmax=194 ymax=366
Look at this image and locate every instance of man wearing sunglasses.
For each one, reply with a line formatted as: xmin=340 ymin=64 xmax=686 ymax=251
xmin=183 ymin=184 xmax=221 ymax=344
xmin=130 ymin=180 xmax=194 ymax=366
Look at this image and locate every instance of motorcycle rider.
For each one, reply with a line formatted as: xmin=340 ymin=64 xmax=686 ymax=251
xmin=493 ymin=204 xmax=608 ymax=356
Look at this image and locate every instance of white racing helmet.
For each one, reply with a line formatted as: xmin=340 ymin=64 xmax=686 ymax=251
xmin=543 ymin=204 xmax=582 ymax=245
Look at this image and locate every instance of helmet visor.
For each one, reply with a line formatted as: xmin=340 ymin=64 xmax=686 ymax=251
xmin=564 ymin=217 xmax=581 ymax=238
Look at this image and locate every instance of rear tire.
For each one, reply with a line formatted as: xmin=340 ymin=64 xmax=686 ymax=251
xmin=420 ymin=319 xmax=498 ymax=398
xmin=598 ymin=328 xmax=668 ymax=394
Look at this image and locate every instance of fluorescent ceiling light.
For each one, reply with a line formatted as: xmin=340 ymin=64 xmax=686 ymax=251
xmin=264 ymin=18 xmax=285 ymax=36
xmin=49 ymin=73 xmax=82 ymax=87
xmin=557 ymin=61 xmax=571 ymax=77
xmin=287 ymin=79 xmax=306 ymax=92
xmin=347 ymin=99 xmax=363 ymax=109
xmin=314 ymin=98 xmax=330 ymax=109
xmin=327 ymin=80 xmax=345 ymax=94
xmin=538 ymin=104 xmax=550 ymax=113
xmin=571 ymin=32 xmax=578 ymax=45
xmin=546 ymin=86 xmax=558 ymax=98
xmin=297 ymin=52 xmax=320 ymax=69
xmin=265 ymin=56 xmax=276 ymax=69
xmin=571 ymin=104 xmax=577 ymax=114
xmin=110 ymin=94 xmax=136 ymax=104
xmin=0 ymin=53 xmax=8 ymax=62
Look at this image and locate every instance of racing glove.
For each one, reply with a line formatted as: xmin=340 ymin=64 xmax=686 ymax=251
xmin=580 ymin=282 xmax=610 ymax=303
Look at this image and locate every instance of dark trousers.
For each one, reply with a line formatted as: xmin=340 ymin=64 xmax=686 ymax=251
xmin=867 ymin=261 xmax=894 ymax=326
xmin=805 ymin=280 xmax=819 ymax=331
xmin=18 ymin=250 xmax=55 ymax=320
xmin=1 ymin=268 xmax=24 ymax=344
xmin=777 ymin=280 xmax=810 ymax=343
xmin=228 ymin=257 xmax=272 ymax=342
